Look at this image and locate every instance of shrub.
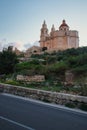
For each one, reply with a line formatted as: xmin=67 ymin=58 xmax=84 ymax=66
xmin=79 ymin=103 xmax=87 ymax=111
xmin=72 ymin=65 xmax=87 ymax=75
xmin=65 ymin=102 xmax=76 ymax=108
xmin=5 ymin=80 xmax=21 ymax=86
xmin=67 ymin=54 xmax=87 ymax=68
xmin=80 ymin=85 xmax=87 ymax=96
xmin=49 ymin=61 xmax=68 ymax=74
xmin=15 ymin=62 xmax=31 ymax=72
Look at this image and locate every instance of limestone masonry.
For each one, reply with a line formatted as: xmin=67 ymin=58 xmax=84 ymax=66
xmin=0 ymin=83 xmax=87 ymax=105
xmin=17 ymin=75 xmax=45 ymax=82
xmin=40 ymin=20 xmax=79 ymax=52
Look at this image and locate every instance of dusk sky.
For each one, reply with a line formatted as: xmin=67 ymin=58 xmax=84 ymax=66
xmin=0 ymin=0 xmax=87 ymax=50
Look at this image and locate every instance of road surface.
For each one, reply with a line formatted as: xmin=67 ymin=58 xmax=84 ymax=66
xmin=0 ymin=93 xmax=87 ymax=130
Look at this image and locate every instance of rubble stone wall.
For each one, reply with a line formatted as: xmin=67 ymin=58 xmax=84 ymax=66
xmin=0 ymin=83 xmax=87 ymax=105
xmin=16 ymin=75 xmax=45 ymax=82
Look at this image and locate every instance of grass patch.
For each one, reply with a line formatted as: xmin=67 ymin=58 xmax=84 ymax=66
xmin=4 ymin=80 xmax=22 ymax=86
xmin=65 ymin=102 xmax=76 ymax=108
xmin=79 ymin=103 xmax=87 ymax=111
xmin=39 ymin=85 xmax=63 ymax=92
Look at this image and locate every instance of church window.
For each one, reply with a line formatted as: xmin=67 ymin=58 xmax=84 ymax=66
xmin=65 ymin=32 xmax=67 ymax=35
xmin=64 ymin=28 xmax=66 ymax=31
xmin=34 ymin=50 xmax=37 ymax=53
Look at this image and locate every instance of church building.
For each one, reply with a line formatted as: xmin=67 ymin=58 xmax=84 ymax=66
xmin=40 ymin=20 xmax=79 ymax=52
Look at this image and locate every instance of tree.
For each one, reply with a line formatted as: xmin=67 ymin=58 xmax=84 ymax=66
xmin=0 ymin=49 xmax=18 ymax=74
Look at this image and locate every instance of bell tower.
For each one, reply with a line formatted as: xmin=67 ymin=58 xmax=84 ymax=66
xmin=50 ymin=24 xmax=55 ymax=36
xmin=40 ymin=20 xmax=48 ymax=42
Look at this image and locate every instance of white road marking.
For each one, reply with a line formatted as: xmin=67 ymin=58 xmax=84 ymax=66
xmin=0 ymin=116 xmax=35 ymax=130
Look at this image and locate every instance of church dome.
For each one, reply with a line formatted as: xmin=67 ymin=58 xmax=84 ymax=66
xmin=59 ymin=20 xmax=69 ymax=30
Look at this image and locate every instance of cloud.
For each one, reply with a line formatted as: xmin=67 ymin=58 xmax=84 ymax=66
xmin=33 ymin=41 xmax=40 ymax=46
xmin=0 ymin=39 xmax=7 ymax=51
xmin=0 ymin=39 xmax=40 ymax=52
xmin=13 ymin=41 xmax=25 ymax=51
xmin=24 ymin=41 xmax=40 ymax=50
xmin=24 ymin=43 xmax=33 ymax=49
xmin=0 ymin=40 xmax=25 ymax=51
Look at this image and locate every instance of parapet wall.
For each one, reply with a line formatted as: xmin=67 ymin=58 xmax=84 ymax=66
xmin=0 ymin=83 xmax=87 ymax=104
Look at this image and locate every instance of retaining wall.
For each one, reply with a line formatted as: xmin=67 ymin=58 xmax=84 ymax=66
xmin=0 ymin=83 xmax=87 ymax=105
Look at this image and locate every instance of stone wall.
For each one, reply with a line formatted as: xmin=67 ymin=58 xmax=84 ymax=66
xmin=16 ymin=75 xmax=45 ymax=82
xmin=65 ymin=71 xmax=74 ymax=84
xmin=24 ymin=46 xmax=42 ymax=57
xmin=0 ymin=83 xmax=87 ymax=105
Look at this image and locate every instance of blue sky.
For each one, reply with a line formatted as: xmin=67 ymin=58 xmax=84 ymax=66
xmin=0 ymin=0 xmax=87 ymax=50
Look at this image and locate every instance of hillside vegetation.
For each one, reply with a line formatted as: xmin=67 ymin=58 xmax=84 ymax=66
xmin=1 ymin=47 xmax=87 ymax=95
xmin=15 ymin=47 xmax=87 ymax=81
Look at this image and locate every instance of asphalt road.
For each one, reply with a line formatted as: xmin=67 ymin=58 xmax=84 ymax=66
xmin=0 ymin=93 xmax=87 ymax=130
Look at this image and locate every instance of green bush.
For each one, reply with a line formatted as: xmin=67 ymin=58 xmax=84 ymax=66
xmin=49 ymin=61 xmax=68 ymax=74
xmin=15 ymin=61 xmax=42 ymax=72
xmin=5 ymin=80 xmax=21 ymax=86
xmin=79 ymin=103 xmax=87 ymax=111
xmin=80 ymin=85 xmax=87 ymax=96
xmin=72 ymin=65 xmax=87 ymax=74
xmin=67 ymin=54 xmax=87 ymax=68
xmin=65 ymin=102 xmax=76 ymax=108
xmin=15 ymin=62 xmax=32 ymax=71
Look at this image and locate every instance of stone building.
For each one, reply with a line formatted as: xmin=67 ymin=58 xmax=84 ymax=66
xmin=14 ymin=47 xmax=23 ymax=56
xmin=40 ymin=20 xmax=79 ymax=52
xmin=24 ymin=46 xmax=42 ymax=57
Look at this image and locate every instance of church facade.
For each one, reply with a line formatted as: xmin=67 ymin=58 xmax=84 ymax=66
xmin=40 ymin=20 xmax=79 ymax=52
